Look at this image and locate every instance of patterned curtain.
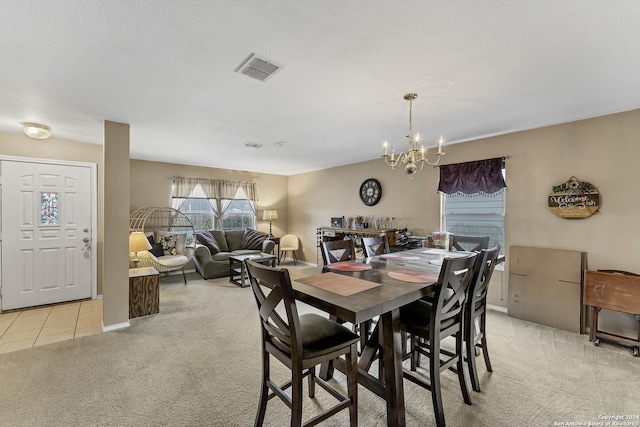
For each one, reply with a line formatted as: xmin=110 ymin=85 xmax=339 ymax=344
xmin=437 ymin=157 xmax=506 ymax=196
xmin=171 ymin=177 xmax=257 ymax=201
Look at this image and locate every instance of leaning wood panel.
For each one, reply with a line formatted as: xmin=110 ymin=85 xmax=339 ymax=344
xmin=508 ymin=246 xmax=586 ymax=333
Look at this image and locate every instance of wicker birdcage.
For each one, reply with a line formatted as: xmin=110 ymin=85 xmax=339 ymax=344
xmin=129 ymin=206 xmax=196 ymax=283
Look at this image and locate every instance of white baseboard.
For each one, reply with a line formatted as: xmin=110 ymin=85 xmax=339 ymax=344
xmin=102 ymin=320 xmax=130 ymax=332
xmin=487 ymin=304 xmax=508 ymax=314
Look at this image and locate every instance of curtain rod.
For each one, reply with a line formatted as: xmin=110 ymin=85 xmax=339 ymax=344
xmin=435 ymin=155 xmax=510 ymax=168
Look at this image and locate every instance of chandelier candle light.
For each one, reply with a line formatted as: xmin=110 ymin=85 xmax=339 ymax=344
xmin=382 ymin=93 xmax=445 ymax=175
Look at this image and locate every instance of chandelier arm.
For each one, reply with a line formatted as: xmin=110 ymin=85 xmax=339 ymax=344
xmin=423 ymin=153 xmax=443 ymax=166
xmin=385 ymin=152 xmax=408 ymax=168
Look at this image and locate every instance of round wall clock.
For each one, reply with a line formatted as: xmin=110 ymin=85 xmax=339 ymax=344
xmin=359 ymin=178 xmax=382 ymax=206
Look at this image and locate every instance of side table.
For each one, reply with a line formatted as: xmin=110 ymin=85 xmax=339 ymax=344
xmin=229 ymin=253 xmax=276 ymax=287
xmin=129 ymin=267 xmax=160 ymax=318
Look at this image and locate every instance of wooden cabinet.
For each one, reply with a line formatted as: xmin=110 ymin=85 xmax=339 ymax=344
xmin=129 ymin=267 xmax=160 ymax=318
xmin=508 ymin=246 xmax=587 ymax=333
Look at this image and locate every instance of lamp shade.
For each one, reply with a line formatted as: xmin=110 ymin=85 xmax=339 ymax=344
xmin=262 ymin=209 xmax=279 ymax=221
xmin=129 ymin=232 xmax=152 ymax=252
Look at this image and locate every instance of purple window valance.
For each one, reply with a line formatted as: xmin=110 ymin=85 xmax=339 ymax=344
xmin=437 ymin=157 xmax=506 ymax=196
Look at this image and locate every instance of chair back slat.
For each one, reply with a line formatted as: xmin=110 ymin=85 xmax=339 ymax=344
xmin=245 ymin=260 xmax=302 ymax=354
xmin=451 ymin=234 xmax=490 ymax=252
xmin=468 ymin=246 xmax=501 ymax=309
xmin=321 ymin=239 xmax=356 ymax=264
xmin=362 ymin=236 xmax=390 ymax=257
xmin=432 ymin=254 xmax=478 ymax=332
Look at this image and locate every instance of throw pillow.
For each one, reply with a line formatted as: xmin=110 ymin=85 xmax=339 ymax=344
xmin=147 ymin=233 xmax=168 ymax=257
xmin=155 ymin=231 xmax=177 ymax=256
xmin=149 ymin=243 xmax=165 ymax=258
xmin=241 ymin=229 xmax=268 ymax=250
xmin=196 ymin=231 xmax=220 ymax=255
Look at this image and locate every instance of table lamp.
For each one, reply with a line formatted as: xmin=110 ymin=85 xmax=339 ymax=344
xmin=262 ymin=209 xmax=278 ymax=239
xmin=129 ymin=231 xmax=151 ymax=268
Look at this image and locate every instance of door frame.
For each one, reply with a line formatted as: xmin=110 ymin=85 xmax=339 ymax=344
xmin=0 ymin=155 xmax=98 ymax=312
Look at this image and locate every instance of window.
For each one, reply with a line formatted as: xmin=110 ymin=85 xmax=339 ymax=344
xmin=220 ymin=188 xmax=256 ymax=230
xmin=442 ymin=167 xmax=506 ymax=254
xmin=173 ymin=182 xmax=256 ymax=231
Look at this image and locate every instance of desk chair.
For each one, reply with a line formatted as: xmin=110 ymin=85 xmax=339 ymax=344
xmin=361 ymin=236 xmax=390 ymax=257
xmin=464 ymin=246 xmax=501 ymax=392
xmin=399 ymin=253 xmax=478 ymax=427
xmin=451 ymin=234 xmax=490 ymax=252
xmin=245 ymin=260 xmax=359 ymax=427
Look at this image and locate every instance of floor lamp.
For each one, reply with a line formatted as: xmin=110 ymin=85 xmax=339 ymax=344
xmin=263 ymin=209 xmax=278 ymax=239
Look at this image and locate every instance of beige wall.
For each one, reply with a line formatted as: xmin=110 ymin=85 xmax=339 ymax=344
xmin=102 ymin=121 xmax=131 ymax=328
xmin=0 ymin=132 xmax=104 ymax=295
xmin=2 ymin=109 xmax=638 ymax=334
xmin=289 ymin=109 xmax=640 ymax=335
xmin=129 ymin=160 xmax=290 ymax=268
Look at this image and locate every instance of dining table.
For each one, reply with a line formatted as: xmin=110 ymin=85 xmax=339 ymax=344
xmin=289 ymin=247 xmax=473 ymax=427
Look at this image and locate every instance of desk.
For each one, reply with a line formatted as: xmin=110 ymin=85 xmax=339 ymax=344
xmin=290 ymin=248 xmax=460 ymax=426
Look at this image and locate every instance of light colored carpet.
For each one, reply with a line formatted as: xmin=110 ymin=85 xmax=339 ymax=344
xmin=0 ymin=270 xmax=639 ymax=426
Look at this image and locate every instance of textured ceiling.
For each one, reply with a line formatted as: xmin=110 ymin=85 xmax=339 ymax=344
xmin=1 ymin=1 xmax=639 ymax=175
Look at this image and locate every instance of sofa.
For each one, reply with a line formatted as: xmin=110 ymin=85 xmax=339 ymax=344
xmin=193 ymin=229 xmax=275 ymax=279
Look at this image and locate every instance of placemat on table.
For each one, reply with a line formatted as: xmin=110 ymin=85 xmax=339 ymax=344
xmin=388 ymin=270 xmax=439 ymax=283
xmin=326 ymin=261 xmax=373 ymax=272
xmin=297 ymin=272 xmax=380 ymax=296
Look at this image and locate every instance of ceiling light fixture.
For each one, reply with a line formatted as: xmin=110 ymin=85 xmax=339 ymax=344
xmin=382 ymin=93 xmax=445 ymax=175
xmin=22 ymin=123 xmax=52 ymax=140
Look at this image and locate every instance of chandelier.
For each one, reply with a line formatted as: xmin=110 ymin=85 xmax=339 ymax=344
xmin=382 ymin=93 xmax=445 ymax=175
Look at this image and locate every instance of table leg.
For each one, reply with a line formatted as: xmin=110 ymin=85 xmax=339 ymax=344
xmin=380 ymin=309 xmax=405 ymax=427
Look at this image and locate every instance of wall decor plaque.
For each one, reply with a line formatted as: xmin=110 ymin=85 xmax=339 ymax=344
xmin=548 ymin=176 xmax=600 ymax=219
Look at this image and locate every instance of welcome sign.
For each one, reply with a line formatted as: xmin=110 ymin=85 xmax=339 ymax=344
xmin=548 ymin=176 xmax=600 ymax=219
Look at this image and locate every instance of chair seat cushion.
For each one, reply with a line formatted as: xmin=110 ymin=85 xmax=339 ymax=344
xmin=400 ymin=299 xmax=433 ymax=328
xmin=154 ymin=255 xmax=188 ymax=268
xmin=271 ymin=313 xmax=359 ymax=359
xmin=299 ymin=314 xmax=359 ymax=359
xmin=400 ymin=298 xmax=457 ymax=332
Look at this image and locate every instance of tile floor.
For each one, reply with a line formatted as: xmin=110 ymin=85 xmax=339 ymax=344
xmin=0 ymin=299 xmax=103 ymax=355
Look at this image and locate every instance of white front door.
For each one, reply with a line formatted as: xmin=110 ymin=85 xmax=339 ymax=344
xmin=1 ymin=159 xmax=95 ymax=311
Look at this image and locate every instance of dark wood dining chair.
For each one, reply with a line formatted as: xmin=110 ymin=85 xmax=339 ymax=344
xmin=245 ymin=260 xmax=359 ymax=427
xmin=361 ymin=235 xmax=390 ymax=257
xmin=464 ymin=245 xmax=501 ymax=392
xmin=399 ymin=253 xmax=478 ymax=427
xmin=320 ymin=239 xmax=356 ymax=264
xmin=320 ymin=238 xmax=371 ymax=351
xmin=451 ymin=234 xmax=490 ymax=252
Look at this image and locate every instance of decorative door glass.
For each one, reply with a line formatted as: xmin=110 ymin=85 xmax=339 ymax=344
xmin=41 ymin=192 xmax=59 ymax=225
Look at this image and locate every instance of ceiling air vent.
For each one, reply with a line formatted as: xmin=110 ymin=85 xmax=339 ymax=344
xmin=243 ymin=141 xmax=264 ymax=149
xmin=235 ymin=53 xmax=281 ymax=82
